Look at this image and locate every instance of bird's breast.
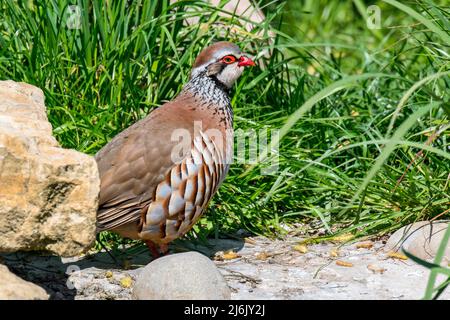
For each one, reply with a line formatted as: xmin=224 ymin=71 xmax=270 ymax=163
xmin=138 ymin=129 xmax=232 ymax=243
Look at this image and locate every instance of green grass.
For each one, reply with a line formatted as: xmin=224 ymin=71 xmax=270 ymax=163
xmin=1 ymin=0 xmax=449 ymax=245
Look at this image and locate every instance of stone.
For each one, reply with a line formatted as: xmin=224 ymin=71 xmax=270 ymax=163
xmin=0 ymin=264 xmax=49 ymax=300
xmin=384 ymin=221 xmax=450 ymax=263
xmin=132 ymin=252 xmax=231 ymax=300
xmin=171 ymin=0 xmax=266 ymax=33
xmin=0 ymin=80 xmax=99 ymax=257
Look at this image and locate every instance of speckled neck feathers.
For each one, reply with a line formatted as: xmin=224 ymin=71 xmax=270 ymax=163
xmin=180 ymin=71 xmax=233 ymax=128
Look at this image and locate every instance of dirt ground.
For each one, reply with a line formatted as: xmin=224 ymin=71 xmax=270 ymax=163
xmin=1 ymin=236 xmax=448 ymax=300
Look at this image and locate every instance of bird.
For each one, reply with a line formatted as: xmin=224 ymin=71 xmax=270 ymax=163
xmin=95 ymin=41 xmax=255 ymax=257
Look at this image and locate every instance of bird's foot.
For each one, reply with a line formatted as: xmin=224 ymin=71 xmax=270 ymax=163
xmin=144 ymin=241 xmax=170 ymax=259
xmin=145 ymin=240 xmax=161 ymax=258
xmin=159 ymin=243 xmax=169 ymax=255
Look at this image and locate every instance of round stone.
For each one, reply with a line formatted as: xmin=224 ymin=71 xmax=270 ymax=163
xmin=384 ymin=221 xmax=450 ymax=263
xmin=132 ymin=251 xmax=231 ymax=300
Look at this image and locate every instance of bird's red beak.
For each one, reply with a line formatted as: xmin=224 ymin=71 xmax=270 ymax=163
xmin=238 ymin=55 xmax=256 ymax=67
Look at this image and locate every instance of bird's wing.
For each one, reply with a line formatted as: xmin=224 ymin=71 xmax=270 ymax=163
xmin=95 ymin=99 xmax=194 ymax=231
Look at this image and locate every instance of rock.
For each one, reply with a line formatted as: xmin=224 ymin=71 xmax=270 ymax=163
xmin=384 ymin=221 xmax=450 ymax=263
xmin=132 ymin=252 xmax=231 ymax=300
xmin=0 ymin=80 xmax=99 ymax=257
xmin=171 ymin=0 xmax=265 ymax=33
xmin=0 ymin=264 xmax=49 ymax=300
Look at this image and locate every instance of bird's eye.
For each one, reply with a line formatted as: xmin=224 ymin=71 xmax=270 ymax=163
xmin=221 ymin=55 xmax=236 ymax=64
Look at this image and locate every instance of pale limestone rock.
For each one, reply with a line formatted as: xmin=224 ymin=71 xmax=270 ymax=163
xmin=132 ymin=252 xmax=231 ymax=300
xmin=171 ymin=0 xmax=267 ymax=34
xmin=0 ymin=264 xmax=49 ymax=300
xmin=385 ymin=221 xmax=450 ymax=263
xmin=0 ymin=80 xmax=99 ymax=257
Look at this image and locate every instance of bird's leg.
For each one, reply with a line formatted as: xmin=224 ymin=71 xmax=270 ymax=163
xmin=159 ymin=243 xmax=169 ymax=256
xmin=145 ymin=240 xmax=161 ymax=259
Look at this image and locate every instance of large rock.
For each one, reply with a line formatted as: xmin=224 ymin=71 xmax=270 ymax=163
xmin=0 ymin=80 xmax=99 ymax=257
xmin=0 ymin=264 xmax=49 ymax=300
xmin=132 ymin=252 xmax=231 ymax=300
xmin=385 ymin=221 xmax=450 ymax=263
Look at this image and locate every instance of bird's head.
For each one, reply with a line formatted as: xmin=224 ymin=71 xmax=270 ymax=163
xmin=190 ymin=41 xmax=255 ymax=89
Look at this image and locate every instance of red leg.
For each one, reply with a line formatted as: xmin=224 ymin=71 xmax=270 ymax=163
xmin=145 ymin=240 xmax=161 ymax=258
xmin=159 ymin=243 xmax=169 ymax=255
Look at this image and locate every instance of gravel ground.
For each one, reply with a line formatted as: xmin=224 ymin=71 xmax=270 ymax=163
xmin=1 ymin=236 xmax=448 ymax=300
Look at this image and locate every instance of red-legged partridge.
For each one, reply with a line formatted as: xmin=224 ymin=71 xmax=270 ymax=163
xmin=95 ymin=42 xmax=255 ymax=256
